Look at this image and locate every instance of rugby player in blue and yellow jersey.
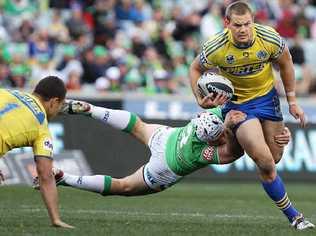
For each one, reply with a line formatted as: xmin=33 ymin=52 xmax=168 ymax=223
xmin=189 ymin=1 xmax=313 ymax=230
xmin=0 ymin=76 xmax=73 ymax=228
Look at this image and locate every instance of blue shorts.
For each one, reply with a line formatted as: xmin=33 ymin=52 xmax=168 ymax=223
xmin=222 ymin=88 xmax=283 ymax=130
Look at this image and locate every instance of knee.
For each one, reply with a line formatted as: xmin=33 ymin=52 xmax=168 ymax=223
xmin=254 ymin=157 xmax=276 ymax=175
xmin=118 ymin=179 xmax=135 ymax=196
xmin=256 ymin=158 xmax=276 ymax=181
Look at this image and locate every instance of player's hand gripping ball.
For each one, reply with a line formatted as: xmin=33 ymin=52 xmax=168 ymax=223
xmin=197 ymin=72 xmax=234 ymax=100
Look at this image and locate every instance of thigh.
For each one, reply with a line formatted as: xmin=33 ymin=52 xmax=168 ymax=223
xmin=132 ymin=119 xmax=163 ymax=145
xmin=236 ymin=118 xmax=273 ymax=163
xmin=143 ymin=158 xmax=182 ymax=192
xmin=261 ymin=120 xmax=285 ymax=163
xmin=125 ymin=166 xmax=154 ymax=195
xmin=110 ymin=166 xmax=155 ymax=196
xmin=144 ymin=135 xmax=182 ymax=191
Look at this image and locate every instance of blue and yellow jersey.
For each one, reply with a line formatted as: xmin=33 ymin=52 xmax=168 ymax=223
xmin=0 ymin=89 xmax=53 ymax=157
xmin=199 ymin=23 xmax=285 ymax=103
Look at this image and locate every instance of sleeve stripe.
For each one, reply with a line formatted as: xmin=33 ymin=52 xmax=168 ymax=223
xmin=255 ymin=28 xmax=281 ymax=43
xmin=272 ymin=41 xmax=285 ymax=59
xmin=255 ymin=25 xmax=280 ymax=38
xmin=257 ymin=35 xmax=281 ymax=48
xmin=203 ymin=31 xmax=228 ymax=51
xmin=255 ymin=27 xmax=281 ymax=41
xmin=203 ymin=32 xmax=225 ymax=47
xmin=257 ymin=32 xmax=282 ymax=47
xmin=203 ymin=31 xmax=228 ymax=48
xmin=205 ymin=39 xmax=229 ymax=57
xmin=204 ymin=36 xmax=228 ymax=55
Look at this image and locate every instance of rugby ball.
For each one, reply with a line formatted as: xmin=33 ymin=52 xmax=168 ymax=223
xmin=197 ymin=72 xmax=234 ymax=100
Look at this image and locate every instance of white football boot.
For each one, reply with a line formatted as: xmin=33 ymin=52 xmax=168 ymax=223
xmin=291 ymin=214 xmax=315 ymax=230
xmin=60 ymin=99 xmax=92 ymax=116
xmin=33 ymin=167 xmax=66 ymax=190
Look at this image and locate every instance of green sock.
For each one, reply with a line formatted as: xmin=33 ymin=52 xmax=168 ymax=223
xmin=101 ymin=175 xmax=112 ymax=196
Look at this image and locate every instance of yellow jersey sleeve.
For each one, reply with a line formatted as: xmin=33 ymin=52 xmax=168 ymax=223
xmin=199 ymin=30 xmax=229 ymax=70
xmin=33 ymin=125 xmax=53 ymax=158
xmin=254 ymin=24 xmax=285 ymax=60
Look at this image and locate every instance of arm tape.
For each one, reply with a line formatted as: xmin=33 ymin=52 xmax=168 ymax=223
xmin=34 ymin=155 xmax=53 ymax=162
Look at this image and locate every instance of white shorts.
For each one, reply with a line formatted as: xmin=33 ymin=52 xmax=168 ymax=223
xmin=143 ymin=126 xmax=182 ymax=191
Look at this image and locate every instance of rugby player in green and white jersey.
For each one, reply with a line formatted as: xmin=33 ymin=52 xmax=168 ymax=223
xmin=34 ymin=100 xmax=290 ymax=196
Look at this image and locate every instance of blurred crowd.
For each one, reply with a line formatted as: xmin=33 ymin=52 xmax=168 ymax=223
xmin=0 ymin=0 xmax=316 ymax=96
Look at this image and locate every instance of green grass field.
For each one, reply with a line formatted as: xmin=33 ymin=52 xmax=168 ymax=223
xmin=0 ymin=182 xmax=315 ymax=236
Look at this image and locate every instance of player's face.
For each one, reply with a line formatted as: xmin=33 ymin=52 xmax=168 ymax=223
xmin=47 ymin=98 xmax=65 ymax=120
xmin=208 ymin=132 xmax=226 ymax=146
xmin=226 ymin=12 xmax=254 ymax=46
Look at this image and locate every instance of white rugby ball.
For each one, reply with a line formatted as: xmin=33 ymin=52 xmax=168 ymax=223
xmin=197 ymin=72 xmax=234 ymax=100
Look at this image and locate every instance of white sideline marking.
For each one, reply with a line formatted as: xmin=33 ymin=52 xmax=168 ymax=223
xmin=19 ymin=207 xmax=283 ymax=219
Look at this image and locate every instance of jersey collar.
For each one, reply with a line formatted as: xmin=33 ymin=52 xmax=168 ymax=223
xmin=29 ymin=93 xmax=47 ymax=118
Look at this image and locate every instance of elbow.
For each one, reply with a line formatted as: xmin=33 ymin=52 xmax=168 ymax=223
xmin=190 ymin=57 xmax=202 ymax=74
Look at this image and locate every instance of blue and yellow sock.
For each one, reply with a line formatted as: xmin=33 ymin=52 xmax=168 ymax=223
xmin=261 ymin=175 xmax=300 ymax=222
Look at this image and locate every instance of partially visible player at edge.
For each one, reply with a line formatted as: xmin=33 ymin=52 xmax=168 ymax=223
xmin=189 ymin=1 xmax=313 ymax=230
xmin=0 ymin=76 xmax=73 ymax=228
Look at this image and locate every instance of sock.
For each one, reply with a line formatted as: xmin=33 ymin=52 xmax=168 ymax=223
xmin=90 ymin=106 xmax=137 ymax=133
xmin=261 ymin=175 xmax=300 ymax=222
xmin=62 ymin=173 xmax=112 ymax=194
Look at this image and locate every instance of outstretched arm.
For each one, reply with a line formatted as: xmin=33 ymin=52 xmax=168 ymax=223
xmin=35 ymin=156 xmax=74 ymax=228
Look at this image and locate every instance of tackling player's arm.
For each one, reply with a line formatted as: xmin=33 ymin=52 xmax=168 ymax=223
xmin=275 ymin=47 xmax=306 ymax=127
xmin=217 ymin=128 xmax=244 ymax=164
xmin=216 ymin=110 xmax=245 ymax=164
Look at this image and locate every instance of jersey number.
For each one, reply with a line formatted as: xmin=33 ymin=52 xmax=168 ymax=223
xmin=179 ymin=125 xmax=193 ymax=149
xmin=0 ymin=103 xmax=19 ymax=117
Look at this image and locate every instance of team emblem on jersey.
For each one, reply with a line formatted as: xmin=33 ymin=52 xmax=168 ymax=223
xmin=43 ymin=138 xmax=53 ymax=152
xmin=256 ymin=50 xmax=268 ymax=60
xmin=202 ymin=146 xmax=215 ymax=162
xmin=225 ymin=55 xmax=235 ymax=64
xmin=243 ymin=52 xmax=249 ymax=57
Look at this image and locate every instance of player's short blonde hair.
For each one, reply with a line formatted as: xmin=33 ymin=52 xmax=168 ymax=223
xmin=225 ymin=1 xmax=253 ymax=21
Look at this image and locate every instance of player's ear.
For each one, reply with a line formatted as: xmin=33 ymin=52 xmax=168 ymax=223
xmin=224 ymin=17 xmax=230 ymax=27
xmin=49 ymin=97 xmax=59 ymax=108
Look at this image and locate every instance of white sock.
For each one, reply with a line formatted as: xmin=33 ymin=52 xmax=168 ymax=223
xmin=90 ymin=106 xmax=135 ymax=131
xmin=63 ymin=174 xmax=105 ymax=193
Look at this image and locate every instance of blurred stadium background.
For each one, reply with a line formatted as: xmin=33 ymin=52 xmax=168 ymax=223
xmin=0 ymin=0 xmax=315 ymax=183
xmin=0 ymin=0 xmax=316 ymax=234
